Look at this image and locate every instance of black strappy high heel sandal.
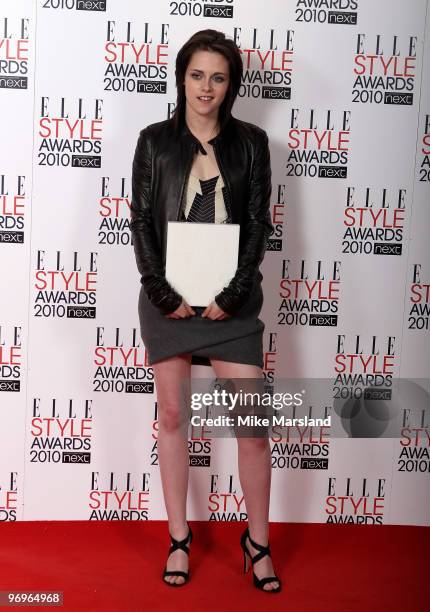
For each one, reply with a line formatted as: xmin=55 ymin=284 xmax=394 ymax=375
xmin=240 ymin=527 xmax=282 ymax=593
xmin=162 ymin=523 xmax=193 ymax=587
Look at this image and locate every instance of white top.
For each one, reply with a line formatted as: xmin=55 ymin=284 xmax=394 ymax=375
xmin=181 ymin=173 xmax=229 ymax=224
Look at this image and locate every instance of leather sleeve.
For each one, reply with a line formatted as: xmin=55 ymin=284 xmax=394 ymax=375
xmin=214 ymin=129 xmax=273 ymax=315
xmin=130 ymin=128 xmax=183 ymax=315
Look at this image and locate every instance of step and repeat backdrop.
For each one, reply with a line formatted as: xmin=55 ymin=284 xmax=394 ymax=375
xmin=1 ymin=0 xmax=429 ymax=526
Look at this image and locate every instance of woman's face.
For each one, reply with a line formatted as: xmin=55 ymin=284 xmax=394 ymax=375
xmin=183 ymin=49 xmax=230 ymax=122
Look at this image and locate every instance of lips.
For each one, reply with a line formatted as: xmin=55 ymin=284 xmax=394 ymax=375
xmin=198 ymin=96 xmax=214 ymax=102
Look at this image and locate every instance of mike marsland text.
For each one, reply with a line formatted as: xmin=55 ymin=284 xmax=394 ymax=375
xmin=190 ymin=415 xmax=332 ymax=428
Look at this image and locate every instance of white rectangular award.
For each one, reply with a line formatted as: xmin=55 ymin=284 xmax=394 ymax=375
xmin=165 ymin=221 xmax=240 ymax=307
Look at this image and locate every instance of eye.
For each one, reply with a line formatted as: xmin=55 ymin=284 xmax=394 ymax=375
xmin=214 ymin=76 xmax=225 ymax=82
xmin=191 ymin=73 xmax=201 ymax=79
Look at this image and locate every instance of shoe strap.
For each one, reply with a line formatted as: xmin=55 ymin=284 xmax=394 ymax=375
xmin=247 ymin=529 xmax=271 ymax=564
xmin=255 ymin=575 xmax=280 ymax=588
xmin=163 ymin=570 xmax=189 ymax=579
xmin=168 ymin=528 xmax=192 ymax=556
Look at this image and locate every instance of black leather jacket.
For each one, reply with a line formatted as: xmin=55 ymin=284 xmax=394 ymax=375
xmin=130 ymin=114 xmax=273 ymax=315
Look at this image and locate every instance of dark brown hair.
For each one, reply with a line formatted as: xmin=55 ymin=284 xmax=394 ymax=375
xmin=172 ymin=29 xmax=243 ymax=134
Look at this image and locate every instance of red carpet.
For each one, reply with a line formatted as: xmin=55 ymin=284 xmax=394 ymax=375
xmin=2 ymin=520 xmax=428 ymax=611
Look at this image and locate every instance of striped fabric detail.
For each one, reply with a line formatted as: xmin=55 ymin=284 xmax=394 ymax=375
xmin=183 ymin=174 xmax=229 ymax=224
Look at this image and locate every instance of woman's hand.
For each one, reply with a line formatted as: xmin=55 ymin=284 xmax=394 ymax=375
xmin=201 ymin=301 xmax=231 ymax=320
xmin=165 ymin=300 xmax=196 ymax=319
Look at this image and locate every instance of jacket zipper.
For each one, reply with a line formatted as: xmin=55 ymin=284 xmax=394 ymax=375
xmin=213 ymin=141 xmax=233 ymax=222
xmin=176 ymin=142 xmax=197 ymax=221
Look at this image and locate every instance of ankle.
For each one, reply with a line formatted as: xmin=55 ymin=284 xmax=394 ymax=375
xmin=169 ymin=521 xmax=189 ymax=540
xmin=248 ymin=528 xmax=269 ymax=548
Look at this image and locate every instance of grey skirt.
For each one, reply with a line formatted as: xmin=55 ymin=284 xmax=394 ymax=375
xmin=138 ymin=271 xmax=265 ymax=367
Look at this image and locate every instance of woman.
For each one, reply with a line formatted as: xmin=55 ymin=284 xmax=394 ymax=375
xmin=130 ymin=29 xmax=281 ymax=593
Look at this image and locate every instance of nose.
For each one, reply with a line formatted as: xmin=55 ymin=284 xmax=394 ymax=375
xmin=201 ymin=77 xmax=212 ymax=92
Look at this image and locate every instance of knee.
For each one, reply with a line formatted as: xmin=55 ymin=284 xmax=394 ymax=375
xmin=158 ymin=402 xmax=187 ymax=433
xmin=238 ymin=436 xmax=269 ymax=454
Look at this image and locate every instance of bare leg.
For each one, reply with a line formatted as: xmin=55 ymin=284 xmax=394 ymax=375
xmin=210 ymin=359 xmax=279 ymax=591
xmin=153 ymin=353 xmax=192 ymax=585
